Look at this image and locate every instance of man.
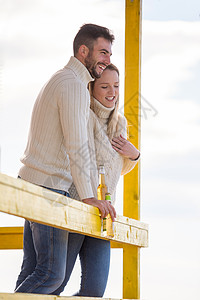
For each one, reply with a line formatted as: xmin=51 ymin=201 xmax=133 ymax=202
xmin=15 ymin=24 xmax=116 ymax=296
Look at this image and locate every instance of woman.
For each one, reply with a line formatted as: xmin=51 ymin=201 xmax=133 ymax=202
xmin=70 ymin=63 xmax=140 ymax=203
xmin=89 ymin=63 xmax=140 ymax=202
xmin=65 ymin=64 xmax=140 ymax=296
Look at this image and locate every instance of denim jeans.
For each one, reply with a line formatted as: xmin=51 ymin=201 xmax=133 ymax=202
xmin=15 ymin=186 xmax=110 ymax=296
xmin=51 ymin=232 xmax=110 ymax=296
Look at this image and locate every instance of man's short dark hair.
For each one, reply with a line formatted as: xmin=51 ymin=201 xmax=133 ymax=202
xmin=73 ymin=23 xmax=115 ymax=55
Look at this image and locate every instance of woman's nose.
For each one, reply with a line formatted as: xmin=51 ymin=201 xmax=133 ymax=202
xmin=108 ymin=86 xmax=115 ymax=95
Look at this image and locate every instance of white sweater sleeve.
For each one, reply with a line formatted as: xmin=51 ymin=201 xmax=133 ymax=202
xmin=87 ymin=110 xmax=99 ymax=198
xmin=58 ymin=80 xmax=94 ymax=199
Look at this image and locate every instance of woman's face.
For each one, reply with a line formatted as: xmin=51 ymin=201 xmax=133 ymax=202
xmin=92 ymin=69 xmax=119 ymax=108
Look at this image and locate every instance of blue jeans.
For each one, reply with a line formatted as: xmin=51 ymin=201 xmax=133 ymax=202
xmin=15 ymin=187 xmax=110 ymax=296
xmin=51 ymin=232 xmax=110 ymax=296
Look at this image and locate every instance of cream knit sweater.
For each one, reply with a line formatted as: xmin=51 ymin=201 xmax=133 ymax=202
xmin=69 ymin=98 xmax=139 ymax=205
xmin=19 ymin=56 xmax=95 ymax=200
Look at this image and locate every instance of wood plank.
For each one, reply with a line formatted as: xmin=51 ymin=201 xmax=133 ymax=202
xmin=0 ymin=293 xmax=139 ymax=300
xmin=0 ymin=227 xmax=23 ymax=249
xmin=0 ymin=227 xmax=146 ymax=250
xmin=0 ymin=293 xmax=122 ymax=300
xmin=0 ymin=173 xmax=148 ymax=247
xmin=0 ymin=227 xmax=144 ymax=250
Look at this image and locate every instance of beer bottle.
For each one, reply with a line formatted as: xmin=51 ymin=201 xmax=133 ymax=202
xmin=97 ymin=165 xmax=114 ymax=238
xmin=103 ymin=193 xmax=114 ymax=238
xmin=97 ymin=165 xmax=107 ymax=200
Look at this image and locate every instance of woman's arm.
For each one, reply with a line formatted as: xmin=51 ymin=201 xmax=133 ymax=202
xmin=111 ymin=134 xmax=140 ymax=160
xmin=111 ymin=134 xmax=140 ymax=176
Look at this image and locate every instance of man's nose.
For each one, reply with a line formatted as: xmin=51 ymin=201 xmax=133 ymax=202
xmin=104 ymin=55 xmax=111 ymax=66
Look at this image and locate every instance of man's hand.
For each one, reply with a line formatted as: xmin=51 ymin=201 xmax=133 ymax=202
xmin=82 ymin=197 xmax=116 ymax=221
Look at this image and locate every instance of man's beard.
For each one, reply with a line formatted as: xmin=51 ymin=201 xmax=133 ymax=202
xmin=90 ymin=65 xmax=101 ymax=79
xmin=85 ymin=53 xmax=101 ymax=79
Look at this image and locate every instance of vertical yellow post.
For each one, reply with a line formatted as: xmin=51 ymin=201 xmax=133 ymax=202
xmin=123 ymin=0 xmax=142 ymax=299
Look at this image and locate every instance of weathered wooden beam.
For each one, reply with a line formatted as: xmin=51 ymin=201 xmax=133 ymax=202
xmin=0 ymin=173 xmax=148 ymax=247
xmin=0 ymin=226 xmax=124 ymax=250
xmin=0 ymin=226 xmax=146 ymax=250
xmin=0 ymin=293 xmax=138 ymax=300
xmin=0 ymin=227 xmax=23 ymax=249
xmin=0 ymin=293 xmax=139 ymax=300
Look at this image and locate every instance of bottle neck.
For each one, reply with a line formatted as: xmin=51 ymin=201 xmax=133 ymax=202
xmin=99 ymin=173 xmax=105 ymax=185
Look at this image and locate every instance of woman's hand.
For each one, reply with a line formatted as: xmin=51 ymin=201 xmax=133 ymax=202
xmin=111 ymin=134 xmax=140 ymax=160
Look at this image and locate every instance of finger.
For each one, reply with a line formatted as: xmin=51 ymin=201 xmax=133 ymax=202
xmin=111 ymin=144 xmax=117 ymax=149
xmin=111 ymin=140 xmax=121 ymax=149
xmin=112 ymin=138 xmax=124 ymax=146
xmin=100 ymin=208 xmax=107 ymax=219
xmin=111 ymin=140 xmax=119 ymax=147
xmin=108 ymin=206 xmax=116 ymax=221
xmin=112 ymin=137 xmax=120 ymax=143
xmin=112 ymin=139 xmax=125 ymax=149
xmin=102 ymin=201 xmax=114 ymax=217
xmin=118 ymin=135 xmax=126 ymax=143
xmin=101 ymin=202 xmax=111 ymax=219
xmin=97 ymin=202 xmax=106 ymax=219
xmin=112 ymin=137 xmax=118 ymax=142
xmin=120 ymin=134 xmax=126 ymax=140
xmin=106 ymin=201 xmax=116 ymax=216
xmin=112 ymin=145 xmax=124 ymax=155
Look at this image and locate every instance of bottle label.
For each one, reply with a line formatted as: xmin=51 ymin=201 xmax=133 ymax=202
xmin=103 ymin=218 xmax=107 ymax=232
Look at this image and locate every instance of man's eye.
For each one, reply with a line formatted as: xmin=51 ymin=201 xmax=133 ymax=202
xmin=101 ymin=86 xmax=108 ymax=89
xmin=114 ymin=85 xmax=119 ymax=88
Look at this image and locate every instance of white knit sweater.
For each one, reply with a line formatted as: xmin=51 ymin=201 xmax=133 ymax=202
xmin=19 ymin=56 xmax=95 ymax=199
xmin=69 ymin=98 xmax=139 ymax=205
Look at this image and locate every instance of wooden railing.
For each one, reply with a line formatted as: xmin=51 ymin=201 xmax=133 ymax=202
xmin=0 ymin=173 xmax=148 ymax=248
xmin=0 ymin=172 xmax=148 ymax=300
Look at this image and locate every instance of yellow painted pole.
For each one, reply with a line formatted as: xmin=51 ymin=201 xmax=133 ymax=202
xmin=123 ymin=0 xmax=142 ymax=299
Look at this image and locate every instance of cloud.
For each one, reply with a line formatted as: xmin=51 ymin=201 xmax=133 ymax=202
xmin=141 ymin=21 xmax=200 ymax=158
xmin=143 ymin=0 xmax=200 ymax=21
xmin=142 ymin=21 xmax=200 ymax=98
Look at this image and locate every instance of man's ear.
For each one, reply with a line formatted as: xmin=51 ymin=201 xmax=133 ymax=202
xmin=78 ymin=45 xmax=90 ymax=59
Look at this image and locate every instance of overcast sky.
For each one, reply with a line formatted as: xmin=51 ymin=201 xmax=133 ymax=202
xmin=0 ymin=1 xmax=200 ymax=300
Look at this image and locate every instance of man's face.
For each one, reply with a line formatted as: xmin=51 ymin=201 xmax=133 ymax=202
xmin=85 ymin=37 xmax=112 ymax=78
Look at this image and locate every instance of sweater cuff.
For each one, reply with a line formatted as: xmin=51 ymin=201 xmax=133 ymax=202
xmin=129 ymin=152 xmax=141 ymax=161
xmin=72 ymin=180 xmax=94 ymax=200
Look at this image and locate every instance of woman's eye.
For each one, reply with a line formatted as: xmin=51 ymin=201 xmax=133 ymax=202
xmin=101 ymin=86 xmax=108 ymax=89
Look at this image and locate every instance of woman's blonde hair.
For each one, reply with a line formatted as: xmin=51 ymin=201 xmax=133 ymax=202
xmin=90 ymin=64 xmax=124 ymax=140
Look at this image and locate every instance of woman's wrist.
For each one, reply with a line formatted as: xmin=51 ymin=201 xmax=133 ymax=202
xmin=129 ymin=151 xmax=140 ymax=161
